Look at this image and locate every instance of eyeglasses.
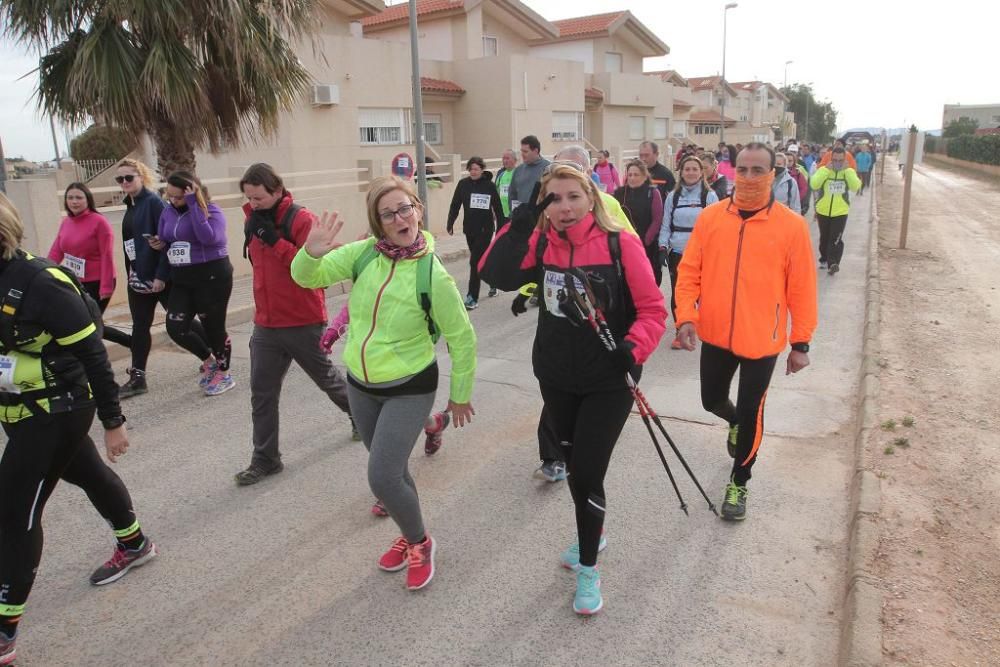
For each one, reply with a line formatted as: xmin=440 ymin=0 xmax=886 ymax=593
xmin=378 ymin=203 xmax=416 ymax=223
xmin=115 ymin=174 xmax=137 ymax=184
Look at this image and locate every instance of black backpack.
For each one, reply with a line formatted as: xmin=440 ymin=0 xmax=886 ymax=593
xmin=243 ymin=203 xmax=302 ymax=260
xmin=669 ymin=187 xmax=710 ymax=233
xmin=0 ymin=251 xmax=104 ymax=356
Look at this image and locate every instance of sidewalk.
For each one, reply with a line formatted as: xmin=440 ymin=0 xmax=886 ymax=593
xmin=102 ymin=233 xmax=472 ymax=362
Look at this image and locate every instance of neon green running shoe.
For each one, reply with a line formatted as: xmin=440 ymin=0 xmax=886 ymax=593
xmin=721 ymin=481 xmax=748 ymax=521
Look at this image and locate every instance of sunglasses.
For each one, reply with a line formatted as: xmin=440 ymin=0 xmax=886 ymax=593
xmin=115 ymin=174 xmax=138 ymax=184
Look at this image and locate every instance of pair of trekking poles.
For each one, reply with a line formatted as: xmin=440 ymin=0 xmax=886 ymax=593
xmin=556 ymin=267 xmax=718 ymax=517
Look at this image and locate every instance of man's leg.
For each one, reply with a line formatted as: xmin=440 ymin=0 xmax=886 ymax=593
xmin=246 ymin=325 xmax=294 ymax=472
xmin=285 ymin=324 xmax=352 ymax=416
xmin=700 ymin=342 xmax=740 ymax=428
xmin=816 ymin=214 xmax=831 ymax=266
xmin=828 ymin=215 xmax=849 ymax=269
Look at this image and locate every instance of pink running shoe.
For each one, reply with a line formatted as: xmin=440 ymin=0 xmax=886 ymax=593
xmin=424 ymin=412 xmax=450 ymax=456
xmin=378 ymin=536 xmax=409 ymax=572
xmin=371 ymin=499 xmax=389 ymax=517
xmin=406 ymin=536 xmax=436 ymax=590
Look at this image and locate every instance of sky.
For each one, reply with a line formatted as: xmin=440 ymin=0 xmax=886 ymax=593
xmin=1 ymin=0 xmax=998 ymax=161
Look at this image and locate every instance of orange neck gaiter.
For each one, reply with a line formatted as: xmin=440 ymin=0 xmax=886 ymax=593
xmin=732 ymin=171 xmax=775 ymax=211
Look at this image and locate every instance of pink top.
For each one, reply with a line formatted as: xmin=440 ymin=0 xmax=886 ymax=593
xmin=47 ymin=209 xmax=117 ymax=298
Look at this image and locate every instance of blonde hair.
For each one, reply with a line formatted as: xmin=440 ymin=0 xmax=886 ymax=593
xmin=365 ymin=176 xmax=424 ymax=239
xmin=0 ymin=193 xmax=25 ymax=261
xmin=537 ymin=165 xmax=622 ymax=234
xmin=118 ymin=158 xmax=156 ymax=189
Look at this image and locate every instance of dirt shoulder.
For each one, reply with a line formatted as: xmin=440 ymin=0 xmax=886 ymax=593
xmin=872 ymin=158 xmax=1000 ymax=664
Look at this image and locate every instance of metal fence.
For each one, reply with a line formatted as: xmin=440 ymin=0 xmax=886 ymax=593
xmin=75 ymin=159 xmax=120 ymax=182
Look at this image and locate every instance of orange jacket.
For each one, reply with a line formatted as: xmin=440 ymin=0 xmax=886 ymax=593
xmin=675 ymin=199 xmax=817 ymax=359
xmin=818 ymin=151 xmax=857 ymax=169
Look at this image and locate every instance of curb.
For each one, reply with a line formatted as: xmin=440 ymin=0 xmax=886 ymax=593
xmin=106 ymin=245 xmax=471 ymax=363
xmin=838 ymin=181 xmax=884 ymax=666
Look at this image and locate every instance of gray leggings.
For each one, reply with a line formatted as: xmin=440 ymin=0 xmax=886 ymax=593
xmin=346 ymin=384 xmax=435 ymax=543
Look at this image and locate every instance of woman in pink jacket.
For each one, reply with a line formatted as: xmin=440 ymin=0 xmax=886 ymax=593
xmin=593 ymin=150 xmax=621 ymax=193
xmin=48 ymin=182 xmax=131 ymax=348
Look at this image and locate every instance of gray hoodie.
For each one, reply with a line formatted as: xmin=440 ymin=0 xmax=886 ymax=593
xmin=507 ymin=157 xmax=551 ymax=213
xmin=772 ymin=168 xmax=801 ymax=214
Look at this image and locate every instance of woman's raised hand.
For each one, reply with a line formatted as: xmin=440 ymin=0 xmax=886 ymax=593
xmin=304 ymin=210 xmax=345 ymax=258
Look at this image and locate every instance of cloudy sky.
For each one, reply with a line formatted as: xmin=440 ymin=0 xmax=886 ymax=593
xmin=1 ymin=0 xmax=995 ymax=161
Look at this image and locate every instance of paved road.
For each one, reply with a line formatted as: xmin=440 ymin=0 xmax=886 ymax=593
xmin=22 ymin=195 xmax=872 ymax=666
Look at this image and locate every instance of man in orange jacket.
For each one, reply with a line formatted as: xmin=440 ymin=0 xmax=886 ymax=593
xmin=675 ymin=143 xmax=818 ymax=521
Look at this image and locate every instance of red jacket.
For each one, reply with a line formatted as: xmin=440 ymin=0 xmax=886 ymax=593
xmin=244 ymin=193 xmax=327 ymax=327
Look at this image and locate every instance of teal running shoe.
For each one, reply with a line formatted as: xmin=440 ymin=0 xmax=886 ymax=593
xmin=560 ymin=532 xmax=608 ymax=571
xmin=573 ymin=565 xmax=603 ymax=615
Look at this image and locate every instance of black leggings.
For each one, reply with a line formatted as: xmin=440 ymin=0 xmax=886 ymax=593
xmin=667 ymin=251 xmax=684 ymax=325
xmin=539 ymin=384 xmax=635 ymax=567
xmin=166 ymin=259 xmax=234 ymax=371
xmin=0 ymin=407 xmax=136 ymax=613
xmin=465 ymin=229 xmax=493 ymax=301
xmin=816 ymin=214 xmax=848 ymax=266
xmin=644 ymin=243 xmax=663 ymax=287
xmin=127 ymin=284 xmax=207 ymax=371
xmin=81 ymin=281 xmax=132 ymax=349
xmin=699 ymin=342 xmax=777 ymax=485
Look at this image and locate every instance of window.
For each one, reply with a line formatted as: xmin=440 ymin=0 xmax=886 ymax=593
xmin=422 ymin=114 xmax=442 ymax=145
xmin=629 ymin=116 xmax=646 ymax=141
xmin=672 ymin=120 xmax=687 ymax=138
xmin=359 ymin=108 xmax=409 ymax=146
xmin=552 ymin=111 xmax=583 ymax=141
xmin=483 ymin=36 xmax=498 ymax=57
xmin=693 ymin=125 xmax=719 ymax=136
xmin=604 ymin=52 xmax=623 ymax=73
xmin=653 ymin=117 xmax=669 ymax=140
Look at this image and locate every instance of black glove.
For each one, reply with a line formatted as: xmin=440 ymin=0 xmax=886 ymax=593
xmin=509 ymin=193 xmax=556 ymax=236
xmin=247 ymin=211 xmax=280 ymax=247
xmin=447 ymin=223 xmax=454 ymax=235
xmin=611 ymin=340 xmax=637 ymax=375
xmin=511 ymin=293 xmax=529 ymax=317
xmin=658 ymin=247 xmax=670 ymax=268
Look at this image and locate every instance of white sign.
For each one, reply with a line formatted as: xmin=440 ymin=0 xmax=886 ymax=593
xmin=0 ymin=355 xmax=20 ymax=394
xmin=124 ymin=239 xmax=136 ymax=262
xmin=470 ymin=194 xmax=491 ymax=210
xmin=60 ymin=254 xmax=86 ymax=279
xmin=167 ymin=241 xmax=192 ymax=266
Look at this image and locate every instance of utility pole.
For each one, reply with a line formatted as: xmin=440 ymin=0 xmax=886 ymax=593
xmin=49 ymin=115 xmax=61 ymax=162
xmin=0 ymin=134 xmax=7 ymax=194
xmin=408 ymin=0 xmax=428 ymax=215
xmin=719 ymin=2 xmax=737 ymax=146
xmin=899 ymin=126 xmax=918 ymax=249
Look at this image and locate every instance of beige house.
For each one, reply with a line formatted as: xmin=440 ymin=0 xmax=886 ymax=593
xmin=942 ymin=103 xmax=1000 ymax=130
xmin=730 ymin=81 xmax=794 ymax=142
xmin=683 ymin=75 xmax=793 ymax=145
xmin=645 ymin=70 xmax=694 ymax=148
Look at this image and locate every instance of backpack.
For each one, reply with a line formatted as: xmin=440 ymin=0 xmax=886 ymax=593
xmin=0 ymin=252 xmax=104 ymax=357
xmin=669 ymin=187 xmax=710 ymax=233
xmin=351 ymin=245 xmax=440 ymax=344
xmin=243 ymin=203 xmax=302 ymax=260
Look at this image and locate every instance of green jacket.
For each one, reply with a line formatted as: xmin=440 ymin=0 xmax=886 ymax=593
xmin=495 ymin=168 xmax=514 ymax=218
xmin=810 ymin=166 xmax=862 ymax=217
xmin=290 ymin=232 xmax=477 ymax=403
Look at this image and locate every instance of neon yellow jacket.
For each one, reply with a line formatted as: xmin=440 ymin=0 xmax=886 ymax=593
xmin=291 ymin=232 xmax=477 ymax=403
xmin=810 ymin=166 xmax=861 ymax=217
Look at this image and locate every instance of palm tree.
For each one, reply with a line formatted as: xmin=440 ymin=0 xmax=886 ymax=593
xmin=0 ymin=0 xmax=318 ymax=176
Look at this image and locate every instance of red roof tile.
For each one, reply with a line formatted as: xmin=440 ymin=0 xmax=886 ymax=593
xmin=551 ymin=11 xmax=626 ymax=38
xmin=686 ymin=76 xmax=723 ymax=91
xmin=690 ymin=110 xmax=737 ymax=123
xmin=421 ymin=76 xmax=465 ymax=94
xmin=362 ymin=0 xmax=464 ymax=28
xmin=585 ymin=87 xmax=604 ymax=101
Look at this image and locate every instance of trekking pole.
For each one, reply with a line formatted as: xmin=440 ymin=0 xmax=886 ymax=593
xmin=566 ymin=270 xmax=718 ymax=517
xmin=631 ymin=378 xmax=688 ymax=515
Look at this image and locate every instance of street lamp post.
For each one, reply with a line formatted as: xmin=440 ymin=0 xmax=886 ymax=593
xmin=782 ymin=60 xmax=793 ymax=140
xmin=719 ymin=2 xmax=738 ymax=146
xmin=783 ymin=60 xmax=793 ymax=89
xmin=408 ymin=0 xmax=428 ymax=213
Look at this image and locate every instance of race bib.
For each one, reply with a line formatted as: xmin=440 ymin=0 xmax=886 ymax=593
xmin=0 ymin=355 xmax=20 ymax=394
xmin=124 ymin=238 xmax=136 ymax=262
xmin=470 ymin=193 xmax=491 ymax=210
xmin=61 ymin=253 xmax=85 ymax=279
xmin=499 ymin=184 xmax=509 ymax=198
xmin=167 ymin=241 xmax=192 ymax=266
xmin=511 ymin=200 xmax=521 ymax=211
xmin=828 ymin=181 xmax=847 ymax=195
xmin=542 ymin=270 xmax=587 ymax=319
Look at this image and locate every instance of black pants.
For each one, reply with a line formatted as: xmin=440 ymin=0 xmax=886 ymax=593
xmin=0 ymin=407 xmax=137 ymax=613
xmin=699 ymin=342 xmax=777 ymax=485
xmin=667 ymin=251 xmax=684 ymax=325
xmin=81 ymin=281 xmax=132 ymax=349
xmin=859 ymin=171 xmax=871 ymax=192
xmin=465 ymin=229 xmax=493 ymax=301
xmin=166 ymin=259 xmax=234 ymax=370
xmin=127 ymin=284 xmax=207 ymax=371
xmin=816 ymin=214 xmax=848 ymax=266
xmin=644 ymin=243 xmax=663 ymax=287
xmin=537 ymin=405 xmax=564 ymax=463
xmin=539 ymin=384 xmax=635 ymax=567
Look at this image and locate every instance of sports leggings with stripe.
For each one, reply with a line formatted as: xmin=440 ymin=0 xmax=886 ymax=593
xmin=699 ymin=342 xmax=778 ymax=485
xmin=0 ymin=407 xmax=137 ymax=620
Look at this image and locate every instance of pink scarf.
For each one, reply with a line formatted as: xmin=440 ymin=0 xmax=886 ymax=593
xmin=374 ymin=232 xmax=427 ymax=261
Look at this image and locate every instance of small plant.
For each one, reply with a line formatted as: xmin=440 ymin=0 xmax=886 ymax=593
xmin=893 ymin=437 xmax=910 ymax=448
xmin=881 ymin=419 xmax=897 ymax=431
xmin=915 ymin=548 xmax=923 ymax=556
xmin=884 ymin=445 xmax=895 ymax=455
xmin=902 ymin=416 xmax=915 ymax=427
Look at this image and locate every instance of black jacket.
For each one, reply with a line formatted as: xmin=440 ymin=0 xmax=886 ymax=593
xmin=122 ymin=188 xmax=169 ymax=283
xmin=447 ymin=172 xmax=504 ymax=236
xmin=647 ymin=162 xmax=677 ymax=199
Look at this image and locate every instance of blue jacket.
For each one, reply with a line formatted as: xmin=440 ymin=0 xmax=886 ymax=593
xmin=855 ymin=151 xmax=874 ymax=173
xmin=123 ymin=188 xmax=169 ymax=283
xmin=658 ymin=183 xmax=719 ymax=254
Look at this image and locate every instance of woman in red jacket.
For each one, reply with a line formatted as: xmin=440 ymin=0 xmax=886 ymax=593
xmin=481 ymin=165 xmax=666 ymax=616
xmin=48 ymin=182 xmax=131 ymax=348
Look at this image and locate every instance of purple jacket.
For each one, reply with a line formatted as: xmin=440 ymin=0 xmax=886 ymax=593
xmin=157 ymin=193 xmax=229 ymax=267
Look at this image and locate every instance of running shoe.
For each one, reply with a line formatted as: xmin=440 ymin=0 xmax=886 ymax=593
xmin=424 ymin=412 xmax=450 ymax=456
xmin=528 ymin=294 xmax=539 ymax=307
xmin=535 ymin=460 xmax=567 ymax=482
xmin=670 ymin=335 xmax=683 ymax=350
xmin=727 ymin=424 xmax=739 ymax=459
xmin=350 ymin=416 xmax=362 ymax=442
xmin=828 ymin=263 xmax=840 ymax=276
xmin=119 ymin=368 xmax=147 ymax=399
xmin=560 ymin=532 xmax=609 ymax=571
xmin=89 ymin=539 xmax=158 ymax=586
xmin=234 ymin=461 xmax=284 ymax=486
xmin=371 ymin=500 xmax=389 ymax=517
xmin=819 ymin=261 xmax=828 ymax=270
xmin=198 ymin=357 xmax=218 ymax=389
xmin=406 ymin=536 xmax=436 ymax=590
xmin=378 ymin=536 xmax=409 ymax=572
xmin=721 ymin=480 xmax=748 ymax=521
xmin=204 ymin=370 xmax=236 ymax=396
xmin=464 ymin=295 xmax=478 ymax=311
xmin=573 ymin=565 xmax=603 ymax=615
xmin=0 ymin=632 xmax=15 ymax=666
xmin=488 ymin=288 xmax=499 ymax=298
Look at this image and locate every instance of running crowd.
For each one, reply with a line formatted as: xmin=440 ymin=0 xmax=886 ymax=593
xmin=0 ymin=126 xmax=873 ymax=660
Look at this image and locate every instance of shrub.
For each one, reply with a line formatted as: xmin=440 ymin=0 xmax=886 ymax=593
xmin=70 ymin=125 xmax=136 ymax=162
xmin=946 ymin=134 xmax=1000 ymax=166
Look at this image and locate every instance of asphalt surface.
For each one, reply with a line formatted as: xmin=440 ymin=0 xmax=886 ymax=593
xmin=21 ymin=194 xmax=871 ymax=666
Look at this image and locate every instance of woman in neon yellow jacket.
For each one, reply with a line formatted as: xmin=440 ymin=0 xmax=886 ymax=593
xmin=291 ymin=175 xmax=476 ymax=592
xmin=809 ymin=146 xmax=862 ymax=275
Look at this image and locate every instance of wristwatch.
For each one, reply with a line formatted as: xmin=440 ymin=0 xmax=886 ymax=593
xmin=102 ymin=415 xmax=127 ymax=430
xmin=791 ymin=342 xmax=810 ymax=353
